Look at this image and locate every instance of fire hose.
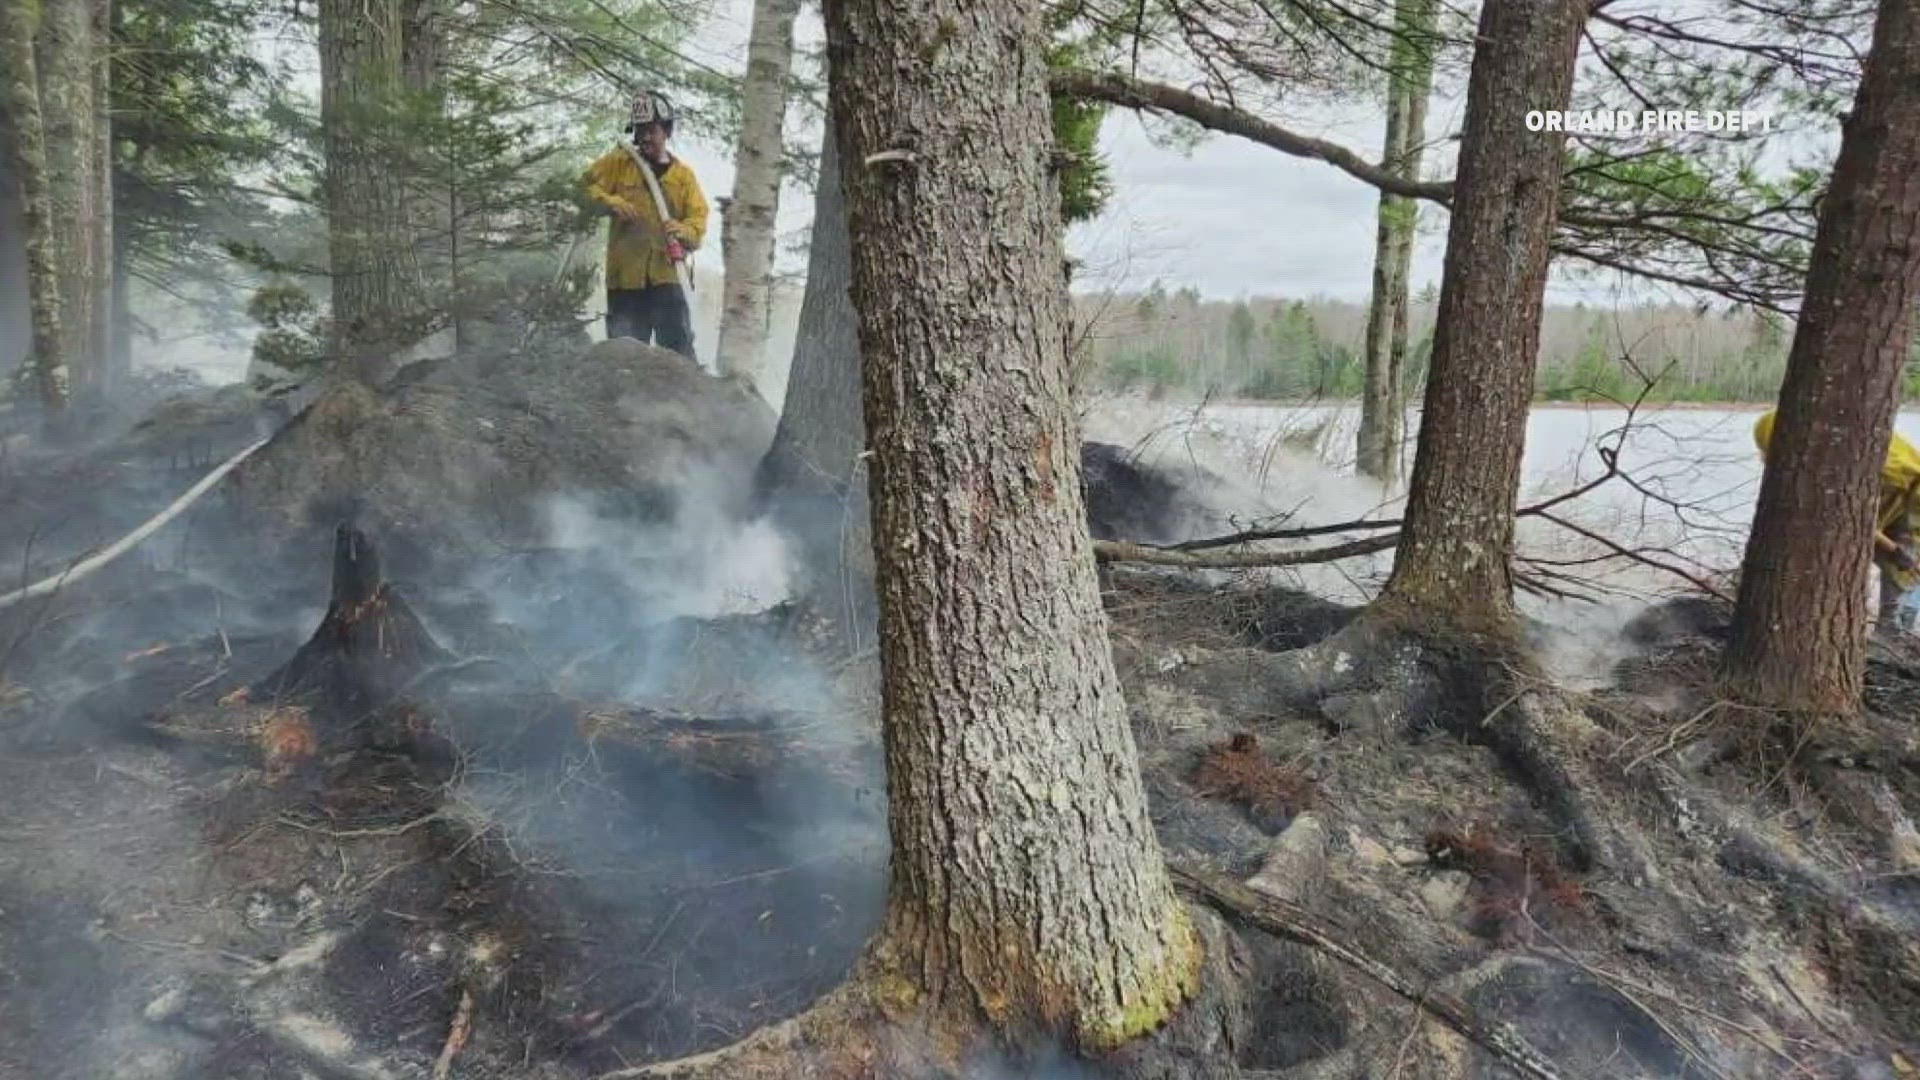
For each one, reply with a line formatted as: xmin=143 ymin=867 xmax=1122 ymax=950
xmin=0 ymin=435 xmax=271 ymax=612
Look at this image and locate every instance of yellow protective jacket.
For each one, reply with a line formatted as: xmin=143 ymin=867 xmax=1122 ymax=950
xmin=581 ymin=146 xmax=710 ymax=291
xmin=1754 ymin=409 xmax=1920 ymax=584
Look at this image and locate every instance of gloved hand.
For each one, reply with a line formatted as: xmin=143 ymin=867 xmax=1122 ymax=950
xmin=664 ymin=219 xmax=694 ymax=243
xmin=1894 ymin=546 xmax=1919 ymax=575
xmin=609 ymin=198 xmax=646 ymax=226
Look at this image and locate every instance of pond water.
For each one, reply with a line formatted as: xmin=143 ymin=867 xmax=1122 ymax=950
xmin=1083 ymin=397 xmax=1920 ymax=684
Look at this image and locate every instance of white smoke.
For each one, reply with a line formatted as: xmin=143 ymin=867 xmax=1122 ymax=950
xmin=540 ymin=490 xmax=794 ymax=621
xmin=1080 ymin=394 xmax=1774 ymax=685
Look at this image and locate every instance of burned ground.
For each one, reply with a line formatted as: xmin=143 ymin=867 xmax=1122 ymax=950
xmin=1080 ymin=441 xmax=1220 ymax=546
xmin=3 ymin=352 xmax=1918 ymax=1078
xmin=0 ymin=542 xmax=888 ymax=1079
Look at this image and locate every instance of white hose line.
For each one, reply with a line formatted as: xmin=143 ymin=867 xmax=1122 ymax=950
xmin=0 ymin=435 xmax=271 ymax=612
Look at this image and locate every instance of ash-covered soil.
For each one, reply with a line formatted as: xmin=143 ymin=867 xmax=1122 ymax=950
xmin=2 ymin=348 xmax=1917 ymax=1079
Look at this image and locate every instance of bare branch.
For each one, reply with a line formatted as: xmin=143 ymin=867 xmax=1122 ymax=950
xmin=1530 ymin=509 xmax=1733 ymax=602
xmin=1052 ymin=66 xmax=1807 ymax=310
xmin=1049 ymin=67 xmax=1452 ymax=201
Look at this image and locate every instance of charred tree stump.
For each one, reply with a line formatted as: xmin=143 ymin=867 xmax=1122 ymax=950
xmin=257 ymin=524 xmax=450 ymax=735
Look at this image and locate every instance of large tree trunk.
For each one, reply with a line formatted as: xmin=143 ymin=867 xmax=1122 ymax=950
xmin=754 ymin=127 xmax=873 ymax=643
xmin=1376 ymin=0 xmax=1585 ymax=637
xmin=41 ymin=0 xmax=102 ymax=399
xmin=400 ymin=0 xmax=439 ymax=90
xmin=90 ymin=0 xmax=114 ymax=397
xmin=0 ymin=36 xmax=28 ymax=381
xmin=109 ymin=154 xmax=130 ymax=379
xmin=1355 ymin=0 xmax=1434 ymax=484
xmin=824 ymin=0 xmax=1197 ymax=1047
xmin=760 ymin=129 xmax=861 ymax=496
xmin=715 ymin=0 xmax=800 ymax=385
xmin=318 ymin=0 xmax=424 ymax=380
xmin=400 ymin=0 xmax=446 ymax=303
xmin=0 ymin=0 xmax=67 ymax=412
xmin=1722 ymin=0 xmax=1920 ymax=714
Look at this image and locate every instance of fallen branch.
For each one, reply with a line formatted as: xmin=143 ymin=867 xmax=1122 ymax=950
xmin=1525 ymin=914 xmax=1808 ymax=1079
xmin=1170 ymin=513 xmax=1401 ymax=551
xmin=1167 ymin=444 xmax=1624 ymax=554
xmin=0 ymin=436 xmax=270 ymax=612
xmin=1093 ymin=532 xmax=1397 ymax=569
xmin=593 ymin=1015 xmax=805 ymax=1079
xmin=1168 ymin=860 xmax=1568 ymax=1080
xmin=1530 ymin=509 xmax=1732 ymax=602
xmin=1093 ymin=385 xmax=1736 ymax=603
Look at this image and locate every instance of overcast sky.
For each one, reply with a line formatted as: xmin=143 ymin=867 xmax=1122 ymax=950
xmin=657 ymin=1 xmax=1839 ymax=308
xmin=1067 ymin=106 xmax=1459 ymax=303
xmin=666 ymin=4 xmax=1467 ymax=304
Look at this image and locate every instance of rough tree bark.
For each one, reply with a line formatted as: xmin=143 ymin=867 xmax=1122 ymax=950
xmin=90 ymin=0 xmax=114 ymax=397
xmin=0 ymin=0 xmax=67 ymax=412
xmin=1355 ymin=0 xmax=1434 ymax=484
xmin=109 ymin=154 xmax=130 ymax=380
xmin=0 ymin=107 xmax=21 ymax=378
xmin=41 ymin=0 xmax=102 ymax=398
xmin=319 ymin=0 xmax=424 ymax=380
xmin=1375 ymin=0 xmax=1586 ymax=638
xmin=715 ymin=0 xmax=800 ymax=384
xmin=1722 ymin=0 xmax=1920 ymax=714
xmin=401 ymin=0 xmax=448 ymax=285
xmin=752 ymin=127 xmax=873 ymax=646
xmin=758 ymin=129 xmax=861 ymax=500
xmin=401 ymin=0 xmax=440 ymax=90
xmin=825 ymin=0 xmax=1198 ymax=1046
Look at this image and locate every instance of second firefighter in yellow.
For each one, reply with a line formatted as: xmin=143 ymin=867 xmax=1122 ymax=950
xmin=1754 ymin=408 xmax=1920 ymax=629
xmin=582 ymin=90 xmax=710 ymax=360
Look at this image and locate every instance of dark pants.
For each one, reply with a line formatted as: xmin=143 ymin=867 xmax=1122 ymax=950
xmin=606 ymin=285 xmax=695 ymax=360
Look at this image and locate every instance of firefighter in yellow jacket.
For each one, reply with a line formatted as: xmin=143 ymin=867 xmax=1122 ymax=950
xmin=1754 ymin=409 xmax=1920 ymax=629
xmin=581 ymin=91 xmax=709 ymax=359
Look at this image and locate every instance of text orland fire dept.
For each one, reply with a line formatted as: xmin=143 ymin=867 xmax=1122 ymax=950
xmin=1523 ymin=109 xmax=1775 ymax=134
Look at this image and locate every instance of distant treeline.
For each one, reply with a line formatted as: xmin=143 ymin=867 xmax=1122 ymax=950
xmin=1071 ymin=282 xmax=1920 ymax=404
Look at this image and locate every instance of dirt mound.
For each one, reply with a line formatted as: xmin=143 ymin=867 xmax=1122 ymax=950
xmin=1102 ymin=566 xmax=1356 ymax=653
xmin=1080 ymin=441 xmax=1216 ymax=544
xmin=229 ymin=340 xmax=776 ymax=574
xmin=1619 ymin=593 xmax=1731 ymax=649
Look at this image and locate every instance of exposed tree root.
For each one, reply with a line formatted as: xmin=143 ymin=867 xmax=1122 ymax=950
xmin=1430 ymin=670 xmax=1660 ymax=883
xmin=589 ymin=906 xmax=1257 ymax=1080
xmin=1642 ymin=766 xmax=1920 ymax=1021
xmin=588 ymin=980 xmax=941 ymax=1080
xmin=584 ymin=847 xmax=1583 ymax=1080
xmin=1172 ymin=614 xmax=1657 ymax=888
xmin=1167 ymin=862 xmax=1570 ymax=1080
